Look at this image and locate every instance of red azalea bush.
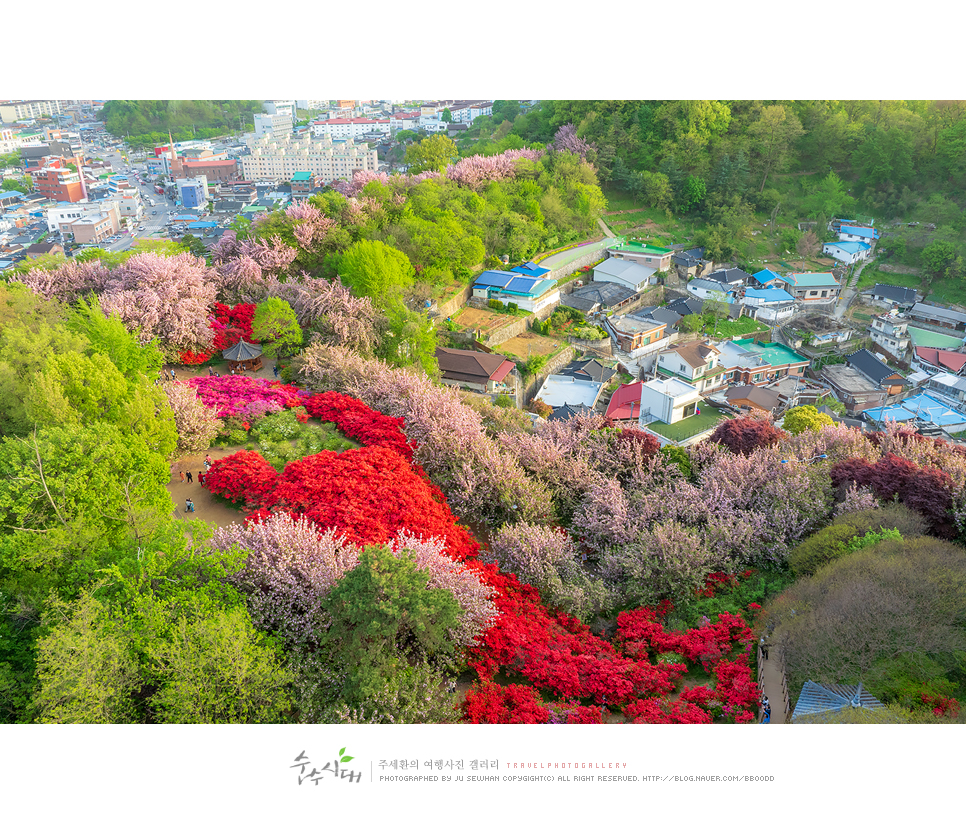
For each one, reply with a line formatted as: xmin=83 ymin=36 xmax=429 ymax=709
xmin=179 ymin=302 xmax=258 ymax=364
xmin=206 ymin=450 xmax=279 ymax=507
xmin=262 ymin=445 xmax=480 ymax=562
xmin=304 ymin=391 xmax=415 ymax=461
xmin=463 ymin=682 xmax=605 ymax=724
xmin=920 ymin=693 xmax=961 ymax=718
xmin=623 ymin=697 xmax=713 ymax=724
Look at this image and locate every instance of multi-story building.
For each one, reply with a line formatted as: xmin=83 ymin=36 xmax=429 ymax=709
xmin=253 ymin=112 xmax=294 ymax=141
xmin=311 ymin=118 xmax=392 ymax=140
xmin=239 ymin=133 xmax=378 ymax=182
xmin=264 ymin=101 xmax=296 ymax=119
xmin=0 ymin=100 xmax=64 ymax=123
xmin=46 ymin=201 xmax=120 ymax=235
xmin=176 ymin=176 xmax=210 ymax=209
xmin=655 ymin=340 xmax=729 ymax=395
xmin=869 ymin=313 xmax=910 ymax=360
xmin=717 ymin=338 xmax=810 ymax=386
xmin=32 ymin=158 xmax=85 ymax=202
xmin=290 ymin=171 xmax=318 ymax=195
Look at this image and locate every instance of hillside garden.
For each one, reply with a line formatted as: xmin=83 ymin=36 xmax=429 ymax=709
xmin=2 ymin=118 xmax=965 ymax=724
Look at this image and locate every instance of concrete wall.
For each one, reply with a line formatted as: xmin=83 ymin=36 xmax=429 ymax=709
xmin=436 ymin=282 xmax=475 ymax=319
xmin=547 ymin=248 xmax=608 ymax=283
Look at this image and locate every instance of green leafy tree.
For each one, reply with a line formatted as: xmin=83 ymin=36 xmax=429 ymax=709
xmin=33 ymin=537 xmax=292 ymax=724
xmin=338 ymin=239 xmax=415 ymax=305
xmin=747 ymin=104 xmax=804 ymax=193
xmin=318 ymin=545 xmax=462 ymax=705
xmin=921 ymin=239 xmax=960 ymax=284
xmin=677 ymin=314 xmax=703 ymax=334
xmin=405 ymin=134 xmax=458 ymax=174
xmin=441 ymin=108 xmax=453 ymax=123
xmin=251 ymin=297 xmax=303 ymax=357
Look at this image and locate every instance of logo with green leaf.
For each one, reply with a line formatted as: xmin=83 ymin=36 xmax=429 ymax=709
xmin=339 ymin=747 xmax=354 ymax=764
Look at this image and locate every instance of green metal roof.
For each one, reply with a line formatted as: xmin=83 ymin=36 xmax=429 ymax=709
xmin=290 ymin=171 xmax=313 ymax=181
xmin=908 ymin=326 xmax=965 ymax=349
xmin=778 ymin=272 xmax=838 ymax=288
xmin=733 ymin=338 xmax=809 ymax=367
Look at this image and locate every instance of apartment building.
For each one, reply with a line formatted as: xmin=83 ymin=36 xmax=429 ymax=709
xmin=253 ymin=112 xmax=294 ymax=140
xmin=311 ymin=118 xmax=392 ymax=140
xmin=32 ymin=159 xmax=85 ymax=202
xmin=0 ymin=100 xmax=64 ymax=123
xmin=47 ymin=201 xmax=121 ymax=240
xmin=239 ymin=133 xmax=378 ymax=182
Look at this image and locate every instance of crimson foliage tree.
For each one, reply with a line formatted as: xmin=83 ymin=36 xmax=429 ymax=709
xmin=708 ymin=415 xmax=784 ymax=456
xmin=830 ymin=453 xmax=954 ymax=537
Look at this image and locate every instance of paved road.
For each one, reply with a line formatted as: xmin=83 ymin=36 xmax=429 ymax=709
xmin=539 ymin=235 xmax=622 ymax=272
xmin=89 ymin=145 xmax=179 ymax=252
xmin=833 ymin=258 xmax=870 ymax=318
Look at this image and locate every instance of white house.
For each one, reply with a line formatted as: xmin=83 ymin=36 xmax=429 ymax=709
xmin=592 ymin=257 xmax=656 ymax=292
xmin=686 ymin=278 xmax=733 ymax=302
xmin=638 ymin=376 xmax=702 ymax=425
xmin=869 ymin=313 xmax=910 ymax=360
xmin=838 ymin=224 xmax=879 ymax=251
xmin=823 ymin=239 xmax=872 ymax=265
xmin=741 ymin=287 xmax=797 ymax=324
xmin=533 ymin=374 xmax=604 ymax=410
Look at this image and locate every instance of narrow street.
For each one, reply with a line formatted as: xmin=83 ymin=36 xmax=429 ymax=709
xmin=833 ymin=258 xmax=869 ymax=318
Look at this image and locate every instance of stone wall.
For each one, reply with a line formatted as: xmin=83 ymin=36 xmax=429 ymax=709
xmin=567 ymin=334 xmax=613 ymax=356
xmin=548 ymin=248 xmax=609 ymax=283
xmin=437 ymin=282 xmax=475 ymax=319
xmin=486 ymin=315 xmax=530 ymax=348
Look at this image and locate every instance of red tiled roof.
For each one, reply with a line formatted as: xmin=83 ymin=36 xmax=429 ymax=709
xmin=605 ymin=381 xmax=643 ymax=420
xmin=915 ymin=347 xmax=966 ymax=373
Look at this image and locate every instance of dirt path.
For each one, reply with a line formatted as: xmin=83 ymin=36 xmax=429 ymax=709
xmin=168 ymin=445 xmax=251 ymax=528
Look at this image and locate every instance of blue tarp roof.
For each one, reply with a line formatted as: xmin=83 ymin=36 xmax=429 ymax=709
xmin=791 ymin=681 xmax=885 ymax=722
xmin=864 ymin=393 xmax=966 ymax=428
xmin=752 ymin=268 xmax=783 ymax=282
xmin=745 ymin=287 xmax=795 ymax=302
xmin=187 ymin=221 xmax=217 ymax=229
xmin=840 ymin=225 xmax=879 ymax=239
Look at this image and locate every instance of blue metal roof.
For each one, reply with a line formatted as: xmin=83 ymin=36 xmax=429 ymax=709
xmin=0 ymin=190 xmax=23 ymax=200
xmin=187 ymin=221 xmax=217 ymax=229
xmin=745 ymin=287 xmax=795 ymax=302
xmin=511 ymin=261 xmax=550 ymax=278
xmin=474 ymin=270 xmax=518 ymax=289
xmin=827 ymin=240 xmax=871 ymax=253
xmin=840 ymin=225 xmax=879 ymax=239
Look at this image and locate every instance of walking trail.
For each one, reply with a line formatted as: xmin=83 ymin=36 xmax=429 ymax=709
xmin=758 ymin=643 xmax=789 ymax=724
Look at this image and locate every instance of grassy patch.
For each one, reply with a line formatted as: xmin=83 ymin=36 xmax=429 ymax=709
xmin=857 ymin=264 xmax=921 ymax=291
xmin=647 ymin=407 xmax=727 ymax=442
xmin=703 ymin=316 xmax=770 ymax=338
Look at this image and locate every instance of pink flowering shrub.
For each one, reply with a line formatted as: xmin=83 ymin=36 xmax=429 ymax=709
xmin=186 ymin=375 xmax=308 ymax=419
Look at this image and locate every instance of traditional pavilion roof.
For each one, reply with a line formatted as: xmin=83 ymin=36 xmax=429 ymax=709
xmin=223 ymin=340 xmax=263 ymax=361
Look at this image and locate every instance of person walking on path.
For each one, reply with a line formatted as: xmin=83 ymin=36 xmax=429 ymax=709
xmin=185 ymin=498 xmax=194 ymax=513
xmin=186 ymin=471 xmax=193 ymax=483
xmin=170 ymin=369 xmax=176 ymax=381
xmin=204 ymin=454 xmax=212 ymax=469
xmin=273 ymin=364 xmax=280 ymax=378
xmin=179 ymin=470 xmax=185 ymax=483
xmin=760 ymin=637 xmax=769 ymax=660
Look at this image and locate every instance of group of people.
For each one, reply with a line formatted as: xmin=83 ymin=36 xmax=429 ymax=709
xmin=179 ymin=455 xmax=214 ymax=515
